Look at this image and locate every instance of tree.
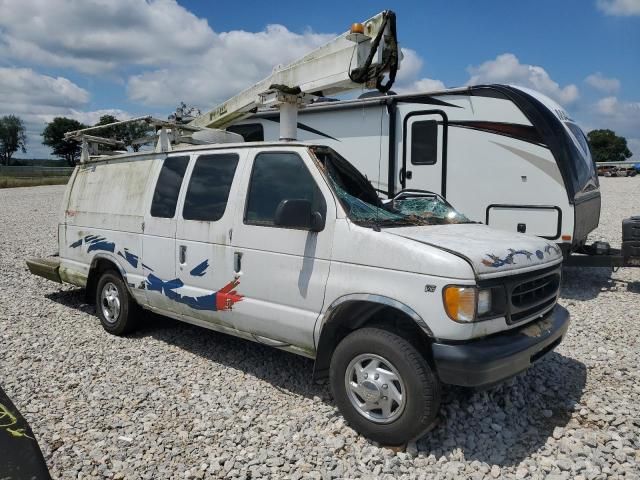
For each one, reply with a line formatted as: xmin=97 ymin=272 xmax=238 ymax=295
xmin=587 ymin=129 xmax=632 ymax=163
xmin=42 ymin=117 xmax=87 ymax=166
xmin=0 ymin=115 xmax=27 ymax=166
xmin=94 ymin=115 xmax=152 ymax=152
xmin=123 ymin=122 xmax=152 ymax=152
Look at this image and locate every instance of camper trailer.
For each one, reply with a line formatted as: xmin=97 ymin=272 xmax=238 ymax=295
xmin=227 ymin=84 xmax=601 ymax=255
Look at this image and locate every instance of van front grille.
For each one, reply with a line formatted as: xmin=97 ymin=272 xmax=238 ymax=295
xmin=508 ymin=272 xmax=560 ymax=324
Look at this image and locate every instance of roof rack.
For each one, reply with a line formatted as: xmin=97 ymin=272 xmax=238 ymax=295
xmin=64 ymin=116 xmax=242 ymax=164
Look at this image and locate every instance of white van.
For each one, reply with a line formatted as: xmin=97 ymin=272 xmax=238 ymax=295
xmin=28 ymin=141 xmax=569 ymax=444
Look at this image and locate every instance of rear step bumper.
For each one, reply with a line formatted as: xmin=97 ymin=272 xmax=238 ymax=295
xmin=26 ymin=257 xmax=62 ymax=283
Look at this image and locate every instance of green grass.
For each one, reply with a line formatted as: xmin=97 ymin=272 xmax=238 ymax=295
xmin=0 ymin=176 xmax=70 ymax=188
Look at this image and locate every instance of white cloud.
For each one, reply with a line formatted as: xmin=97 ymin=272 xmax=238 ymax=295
xmin=596 ymin=0 xmax=640 ymax=16
xmin=586 ymin=96 xmax=640 ymax=158
xmin=411 ymin=78 xmax=447 ymax=92
xmin=585 ymin=72 xmax=621 ymax=93
xmin=0 ymin=67 xmax=134 ymax=157
xmin=466 ymin=53 xmax=579 ymax=105
xmin=595 ymin=96 xmax=619 ymax=115
xmin=393 ymin=48 xmax=446 ymax=94
xmin=0 ymin=67 xmax=89 ymax=108
xmin=0 ymin=0 xmax=216 ymax=74
xmin=127 ymin=24 xmax=334 ymax=107
xmin=60 ymin=109 xmax=133 ymax=126
xmin=395 ymin=78 xmax=446 ymax=94
xmin=395 ymin=48 xmax=424 ymax=84
xmin=594 ymin=96 xmax=640 ymax=121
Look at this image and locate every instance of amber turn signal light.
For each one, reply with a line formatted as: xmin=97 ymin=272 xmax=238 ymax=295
xmin=443 ymin=286 xmax=477 ymax=322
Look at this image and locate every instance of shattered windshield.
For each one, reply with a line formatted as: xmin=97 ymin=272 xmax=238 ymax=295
xmin=309 ymin=146 xmax=472 ymax=228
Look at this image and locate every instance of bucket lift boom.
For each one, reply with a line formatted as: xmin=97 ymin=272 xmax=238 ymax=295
xmin=189 ymin=10 xmax=400 ymax=140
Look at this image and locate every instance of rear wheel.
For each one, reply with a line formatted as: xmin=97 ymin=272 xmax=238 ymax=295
xmin=330 ymin=327 xmax=440 ymax=445
xmin=95 ymin=270 xmax=139 ymax=335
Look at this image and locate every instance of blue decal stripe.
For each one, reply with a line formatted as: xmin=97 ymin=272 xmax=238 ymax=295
xmin=146 ymin=273 xmax=218 ymax=311
xmin=87 ymin=241 xmax=115 ymax=253
xmin=189 ymin=259 xmax=209 ymax=277
xmin=118 ymin=249 xmax=139 ymax=268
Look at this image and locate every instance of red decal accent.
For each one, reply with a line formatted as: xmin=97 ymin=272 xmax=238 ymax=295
xmin=216 ymin=278 xmax=243 ymax=311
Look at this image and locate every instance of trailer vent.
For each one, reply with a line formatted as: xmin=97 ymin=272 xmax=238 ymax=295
xmin=509 ymin=272 xmax=560 ymax=324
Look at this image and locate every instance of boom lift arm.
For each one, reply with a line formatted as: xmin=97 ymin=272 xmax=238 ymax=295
xmin=189 ymin=10 xmax=400 ymax=139
xmin=64 ymin=10 xmax=400 ymax=162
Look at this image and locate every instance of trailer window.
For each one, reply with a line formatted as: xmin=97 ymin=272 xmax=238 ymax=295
xmin=150 ymin=156 xmax=189 ymax=218
xmin=182 ymin=153 xmax=239 ymax=221
xmin=411 ymin=120 xmax=438 ymax=165
xmin=245 ymin=152 xmax=325 ymax=226
xmin=227 ymin=123 xmax=264 ymax=142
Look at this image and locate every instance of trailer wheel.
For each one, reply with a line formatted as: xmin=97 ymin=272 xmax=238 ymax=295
xmin=330 ymin=327 xmax=440 ymax=445
xmin=95 ymin=270 xmax=139 ymax=335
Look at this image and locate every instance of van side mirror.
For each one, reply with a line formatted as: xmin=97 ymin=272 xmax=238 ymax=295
xmin=274 ymin=199 xmax=325 ymax=232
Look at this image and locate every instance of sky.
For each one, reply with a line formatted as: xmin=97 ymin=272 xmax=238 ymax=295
xmin=0 ymin=0 xmax=639 ymax=159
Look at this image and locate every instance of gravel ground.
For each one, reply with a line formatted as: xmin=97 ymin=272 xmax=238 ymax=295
xmin=1 ymin=178 xmax=639 ymax=479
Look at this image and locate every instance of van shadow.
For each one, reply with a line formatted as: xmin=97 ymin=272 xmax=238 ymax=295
xmin=560 ymin=266 xmax=640 ymax=300
xmin=45 ymin=289 xmax=326 ymax=402
xmin=416 ymin=352 xmax=587 ymax=466
xmin=47 ymin=288 xmax=586 ymax=466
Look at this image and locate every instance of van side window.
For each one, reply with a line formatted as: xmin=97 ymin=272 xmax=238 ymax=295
xmin=227 ymin=123 xmax=264 ymax=142
xmin=411 ymin=120 xmax=438 ymax=165
xmin=150 ymin=156 xmax=189 ymax=218
xmin=245 ymin=152 xmax=326 ymax=226
xmin=183 ymin=153 xmax=239 ymax=221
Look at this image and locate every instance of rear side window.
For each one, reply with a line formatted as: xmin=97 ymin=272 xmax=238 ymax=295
xmin=227 ymin=123 xmax=264 ymax=142
xmin=183 ymin=153 xmax=239 ymax=221
xmin=245 ymin=152 xmax=325 ymax=226
xmin=411 ymin=120 xmax=438 ymax=165
xmin=150 ymin=156 xmax=189 ymax=218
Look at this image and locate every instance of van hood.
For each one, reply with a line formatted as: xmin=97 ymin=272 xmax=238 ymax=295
xmin=386 ymin=223 xmax=563 ymax=278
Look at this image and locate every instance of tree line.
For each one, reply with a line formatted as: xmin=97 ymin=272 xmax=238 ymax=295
xmin=0 ymin=113 xmax=635 ymax=166
xmin=0 ymin=114 xmax=150 ymax=166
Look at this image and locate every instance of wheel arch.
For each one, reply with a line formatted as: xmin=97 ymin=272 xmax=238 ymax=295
xmin=85 ymin=253 xmax=134 ymax=303
xmin=313 ymin=294 xmax=434 ymax=381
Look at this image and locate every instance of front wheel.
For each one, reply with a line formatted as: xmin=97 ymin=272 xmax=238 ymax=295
xmin=330 ymin=327 xmax=441 ymax=445
xmin=95 ymin=270 xmax=139 ymax=335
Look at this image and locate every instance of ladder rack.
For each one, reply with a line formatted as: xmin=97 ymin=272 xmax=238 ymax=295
xmin=64 ymin=116 xmax=242 ymax=164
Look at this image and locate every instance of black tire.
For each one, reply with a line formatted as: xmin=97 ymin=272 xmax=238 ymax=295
xmin=95 ymin=270 xmax=139 ymax=335
xmin=330 ymin=327 xmax=441 ymax=445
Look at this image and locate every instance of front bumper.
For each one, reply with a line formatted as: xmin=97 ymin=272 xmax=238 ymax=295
xmin=431 ymin=305 xmax=570 ymax=387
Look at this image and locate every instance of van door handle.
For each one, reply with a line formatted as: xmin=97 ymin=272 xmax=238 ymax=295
xmin=179 ymin=245 xmax=187 ymax=265
xmin=234 ymin=252 xmax=242 ymax=274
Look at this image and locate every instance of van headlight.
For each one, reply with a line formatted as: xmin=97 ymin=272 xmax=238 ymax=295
xmin=477 ymin=289 xmax=492 ymax=316
xmin=443 ymin=286 xmax=502 ymax=322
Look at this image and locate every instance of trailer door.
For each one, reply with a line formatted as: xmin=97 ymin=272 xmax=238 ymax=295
xmin=402 ymin=112 xmax=446 ymax=195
